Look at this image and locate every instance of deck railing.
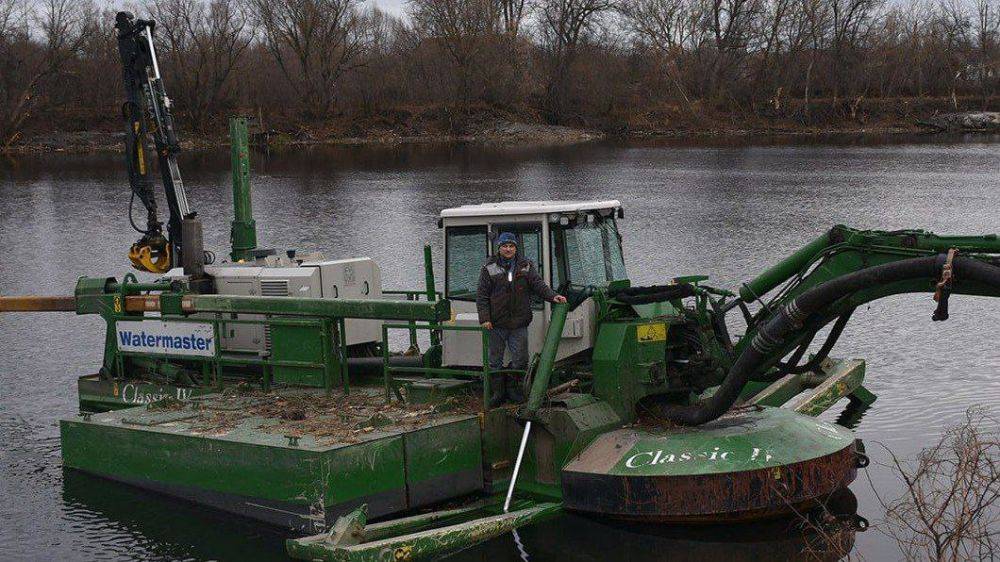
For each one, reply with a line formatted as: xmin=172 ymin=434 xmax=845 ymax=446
xmin=381 ymin=322 xmax=525 ymax=407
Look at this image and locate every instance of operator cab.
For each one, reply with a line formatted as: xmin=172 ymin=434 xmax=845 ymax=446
xmin=439 ymin=200 xmax=626 ymax=367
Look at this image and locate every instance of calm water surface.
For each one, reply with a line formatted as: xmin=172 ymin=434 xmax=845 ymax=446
xmin=2 ymin=135 xmax=999 ymax=561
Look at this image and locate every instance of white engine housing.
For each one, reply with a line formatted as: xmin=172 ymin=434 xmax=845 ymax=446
xmin=166 ymin=257 xmax=382 ymax=355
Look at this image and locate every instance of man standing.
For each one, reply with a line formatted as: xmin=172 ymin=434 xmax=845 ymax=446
xmin=477 ymin=232 xmax=566 ymax=405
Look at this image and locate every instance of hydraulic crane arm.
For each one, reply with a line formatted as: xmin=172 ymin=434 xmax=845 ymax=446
xmin=734 ymin=227 xmax=1000 ymax=359
xmin=740 ymin=226 xmax=1000 ymax=309
xmin=729 ymin=225 xmax=1000 ymax=352
xmin=655 ymin=226 xmax=1000 ymax=426
xmin=115 ymin=11 xmax=191 ymax=273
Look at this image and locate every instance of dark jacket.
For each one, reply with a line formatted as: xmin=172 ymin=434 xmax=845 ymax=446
xmin=477 ymin=255 xmax=558 ymax=329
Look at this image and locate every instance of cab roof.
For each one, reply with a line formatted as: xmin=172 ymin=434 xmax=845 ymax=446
xmin=439 ymin=200 xmax=622 ymax=218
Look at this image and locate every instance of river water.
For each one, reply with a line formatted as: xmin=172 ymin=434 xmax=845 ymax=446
xmin=2 ymin=135 xmax=999 ymax=561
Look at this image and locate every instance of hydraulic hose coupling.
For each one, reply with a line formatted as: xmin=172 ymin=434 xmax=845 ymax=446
xmin=933 ymin=248 xmax=959 ymax=322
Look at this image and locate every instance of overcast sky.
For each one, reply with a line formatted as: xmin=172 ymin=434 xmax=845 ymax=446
xmin=372 ymin=0 xmax=407 ymax=17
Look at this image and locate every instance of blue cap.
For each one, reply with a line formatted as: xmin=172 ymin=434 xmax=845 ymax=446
xmin=497 ymin=232 xmax=518 ymax=247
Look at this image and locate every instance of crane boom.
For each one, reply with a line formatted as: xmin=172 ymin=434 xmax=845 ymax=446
xmin=115 ymin=11 xmax=191 ymax=273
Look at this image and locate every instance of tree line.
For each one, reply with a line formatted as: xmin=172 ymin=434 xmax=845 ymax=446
xmin=3 ymin=0 xmax=1000 ymax=148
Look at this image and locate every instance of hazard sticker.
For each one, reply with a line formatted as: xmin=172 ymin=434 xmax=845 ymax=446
xmin=636 ymin=323 xmax=667 ymax=343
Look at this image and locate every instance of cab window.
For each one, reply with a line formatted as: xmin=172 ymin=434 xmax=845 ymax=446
xmin=445 ymin=226 xmax=488 ymax=301
xmin=551 ymin=215 xmax=626 ymax=289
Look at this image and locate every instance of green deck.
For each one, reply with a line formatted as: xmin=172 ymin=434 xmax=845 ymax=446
xmin=61 ymin=387 xmax=485 ymax=531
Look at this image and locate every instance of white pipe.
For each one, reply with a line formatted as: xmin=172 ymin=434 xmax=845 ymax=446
xmin=144 ymin=27 xmax=162 ymax=80
xmin=504 ymin=421 xmax=532 ymax=513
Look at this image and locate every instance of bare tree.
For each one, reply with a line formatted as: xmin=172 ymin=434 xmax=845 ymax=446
xmin=250 ymin=0 xmax=369 ymax=118
xmin=0 ymin=0 xmax=29 ymax=145
xmin=696 ymin=0 xmax=765 ymax=100
xmin=618 ymin=0 xmax=697 ymax=105
xmin=971 ymin=0 xmax=1000 ymax=107
xmin=0 ymin=0 xmax=96 ymax=151
xmin=6 ymin=0 xmax=1000 ymax=147
xmin=151 ymin=0 xmax=252 ymax=130
xmin=409 ymin=0 xmax=501 ymax=104
xmin=825 ymin=0 xmax=885 ymax=101
xmin=537 ymin=0 xmax=615 ymax=122
xmin=870 ymin=407 xmax=999 ymax=562
xmin=71 ymin=9 xmax=122 ymax=119
xmin=345 ymin=7 xmax=405 ymax=115
xmin=500 ymin=0 xmax=529 ymax=36
xmin=747 ymin=0 xmax=794 ymax=105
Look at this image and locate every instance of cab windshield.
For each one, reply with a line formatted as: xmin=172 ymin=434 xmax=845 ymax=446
xmin=550 ymin=214 xmax=626 ymax=290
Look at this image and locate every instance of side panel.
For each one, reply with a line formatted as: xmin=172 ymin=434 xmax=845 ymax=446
xmin=591 ymin=320 xmax=666 ymax=423
xmin=78 ymin=375 xmax=205 ymax=412
xmin=60 ymin=420 xmax=408 ymax=530
xmin=321 ymin=436 xmax=408 ymax=520
xmin=270 ymin=323 xmax=330 ymax=387
xmin=403 ymin=418 xmax=484 ymax=508
xmin=214 ymin=268 xmax=263 ymax=352
xmin=555 ymin=298 xmax=597 ymax=361
xmin=304 ymin=258 xmax=384 ymax=347
xmin=442 ymin=309 xmax=486 ymax=367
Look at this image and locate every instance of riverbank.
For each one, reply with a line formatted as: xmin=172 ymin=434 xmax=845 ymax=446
xmin=3 ymin=121 xmax=605 ymax=154
xmin=0 ymin=121 xmax=928 ymax=155
xmin=4 ymin=98 xmax=996 ymax=154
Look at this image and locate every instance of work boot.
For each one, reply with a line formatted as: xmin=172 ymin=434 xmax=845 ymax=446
xmin=488 ymin=373 xmax=507 ymax=408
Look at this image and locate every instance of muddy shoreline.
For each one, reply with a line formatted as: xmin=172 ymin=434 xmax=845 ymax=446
xmin=3 ymin=121 xmax=943 ymax=155
xmin=5 ymin=96 xmax=998 ymax=155
xmin=11 ymin=107 xmax=1000 ymax=155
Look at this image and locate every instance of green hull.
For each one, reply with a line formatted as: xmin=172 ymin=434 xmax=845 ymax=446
xmin=61 ymin=390 xmax=484 ymax=531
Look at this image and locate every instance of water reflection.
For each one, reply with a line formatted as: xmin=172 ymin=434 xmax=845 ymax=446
xmin=62 ymin=465 xmax=864 ymax=562
xmin=61 ymin=470 xmax=288 ymax=562
xmin=835 ymin=400 xmax=873 ymax=430
xmin=448 ymin=489 xmax=864 ymax=562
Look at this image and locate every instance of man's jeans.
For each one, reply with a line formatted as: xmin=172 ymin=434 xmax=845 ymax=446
xmin=488 ymin=326 xmax=529 ymax=371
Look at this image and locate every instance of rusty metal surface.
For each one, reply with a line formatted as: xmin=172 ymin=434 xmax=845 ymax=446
xmin=562 ymin=442 xmax=857 ymax=522
xmin=0 ymin=296 xmax=76 ymax=312
xmin=560 ymin=407 xmax=860 ymax=522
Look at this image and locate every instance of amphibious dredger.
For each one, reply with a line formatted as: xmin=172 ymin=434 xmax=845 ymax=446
xmin=4 ymin=12 xmax=1000 ymax=562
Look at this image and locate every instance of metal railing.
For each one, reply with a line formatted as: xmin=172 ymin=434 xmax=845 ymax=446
xmin=381 ymin=322 xmax=523 ymax=407
xmin=382 ymin=290 xmax=444 ymax=351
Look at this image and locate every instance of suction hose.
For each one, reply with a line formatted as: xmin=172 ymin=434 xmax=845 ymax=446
xmin=654 ymin=255 xmax=1000 ymax=426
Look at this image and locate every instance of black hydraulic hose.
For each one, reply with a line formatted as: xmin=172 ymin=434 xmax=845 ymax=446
xmin=774 ymin=330 xmax=814 ymax=375
xmin=128 ymin=190 xmax=150 ymax=234
xmin=652 ymin=255 xmax=1000 ymax=426
xmin=792 ymin=309 xmax=854 ymax=374
xmin=613 ymin=283 xmax=696 ymax=305
xmin=775 ymin=308 xmax=855 ymax=376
